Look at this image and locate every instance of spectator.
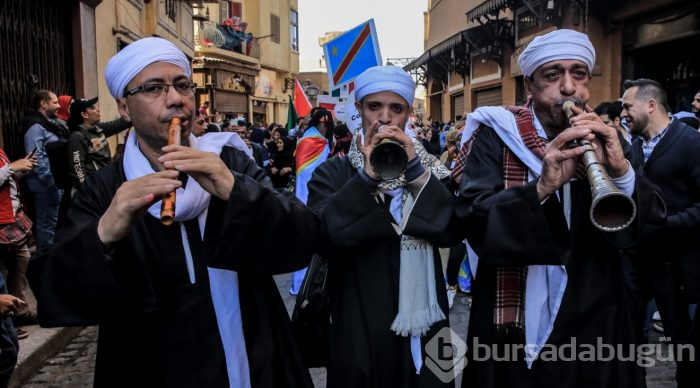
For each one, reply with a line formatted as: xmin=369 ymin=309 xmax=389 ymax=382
xmin=268 ymin=137 xmax=295 ymax=189
xmin=22 ymin=90 xmax=67 ymax=248
xmin=66 ymin=97 xmax=131 ymax=191
xmin=0 ymin=147 xmax=36 ymax=338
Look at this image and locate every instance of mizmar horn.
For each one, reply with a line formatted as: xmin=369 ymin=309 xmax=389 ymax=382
xmin=562 ymin=100 xmax=637 ymax=232
xmin=369 ymin=126 xmax=409 ymax=180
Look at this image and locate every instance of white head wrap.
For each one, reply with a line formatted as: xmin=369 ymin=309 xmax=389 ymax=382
xmin=518 ymin=29 xmax=595 ymax=78
xmin=354 ymin=66 xmax=416 ymax=106
xmin=105 ymin=37 xmax=191 ymax=98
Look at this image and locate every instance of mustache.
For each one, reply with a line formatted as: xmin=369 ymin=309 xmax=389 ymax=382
xmin=554 ymin=97 xmax=585 ymax=109
xmin=161 ymin=112 xmax=193 ymax=123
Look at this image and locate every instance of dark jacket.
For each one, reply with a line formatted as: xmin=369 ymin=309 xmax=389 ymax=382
xmin=21 ymin=110 xmax=68 ymax=139
xmin=29 ymin=146 xmax=319 ymax=388
xmin=67 ymin=118 xmax=131 ymax=188
xmin=631 ymin=118 xmax=700 ymax=301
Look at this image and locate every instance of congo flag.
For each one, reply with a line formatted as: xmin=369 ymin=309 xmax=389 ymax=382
xmin=323 ymin=19 xmax=382 ymax=89
xmin=294 ymin=127 xmax=330 ymax=204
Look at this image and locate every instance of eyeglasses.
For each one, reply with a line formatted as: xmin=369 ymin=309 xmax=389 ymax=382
xmin=124 ymin=82 xmax=197 ymax=98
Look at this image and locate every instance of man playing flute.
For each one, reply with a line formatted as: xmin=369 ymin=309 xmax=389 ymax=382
xmin=29 ymin=37 xmax=319 ymax=388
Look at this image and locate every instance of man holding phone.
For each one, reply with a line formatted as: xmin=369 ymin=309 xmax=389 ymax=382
xmin=23 ymin=89 xmax=67 ymax=249
xmin=0 ymin=146 xmax=37 ymax=339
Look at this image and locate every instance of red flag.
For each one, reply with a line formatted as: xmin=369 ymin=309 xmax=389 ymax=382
xmin=293 ymin=78 xmax=312 ymax=118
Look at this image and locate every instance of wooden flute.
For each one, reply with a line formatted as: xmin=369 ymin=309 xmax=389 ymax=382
xmin=160 ymin=117 xmax=181 ymax=225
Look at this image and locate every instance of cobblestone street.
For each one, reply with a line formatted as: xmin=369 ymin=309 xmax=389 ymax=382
xmin=20 ymin=275 xmax=678 ymax=387
xmin=21 ymin=326 xmax=97 ymax=388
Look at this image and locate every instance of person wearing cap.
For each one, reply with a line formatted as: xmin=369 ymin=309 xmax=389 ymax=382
xmin=28 ymin=37 xmax=319 ymax=388
xmin=66 ymin=97 xmax=132 ymax=191
xmin=306 ymin=65 xmax=462 ymax=387
xmin=454 ymin=29 xmax=664 ymax=387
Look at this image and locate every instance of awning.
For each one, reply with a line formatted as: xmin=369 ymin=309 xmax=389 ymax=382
xmin=404 ymin=31 xmax=466 ymax=71
xmin=404 ymin=21 xmax=506 ymax=72
xmin=467 ymin=0 xmax=515 ymax=22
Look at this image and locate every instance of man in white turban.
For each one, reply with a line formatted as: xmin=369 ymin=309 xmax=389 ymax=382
xmin=29 ymin=37 xmax=320 ymax=388
xmin=305 ymin=65 xmax=461 ymax=387
xmin=452 ymin=29 xmax=664 ymax=388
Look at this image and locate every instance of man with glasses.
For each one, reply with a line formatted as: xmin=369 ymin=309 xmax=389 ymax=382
xmin=29 ymin=37 xmax=319 ymax=388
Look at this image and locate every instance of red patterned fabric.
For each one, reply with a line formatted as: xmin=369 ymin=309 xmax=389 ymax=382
xmin=494 ymin=105 xmax=543 ymax=337
xmin=0 ymin=149 xmax=15 ymax=224
xmin=457 ymin=103 xmax=547 ymax=339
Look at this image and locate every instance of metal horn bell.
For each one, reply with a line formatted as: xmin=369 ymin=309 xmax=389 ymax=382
xmin=562 ymin=100 xmax=637 ymax=232
xmin=369 ymin=139 xmax=409 ymax=180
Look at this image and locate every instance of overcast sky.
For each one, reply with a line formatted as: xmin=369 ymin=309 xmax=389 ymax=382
xmin=298 ymin=0 xmax=427 ymax=67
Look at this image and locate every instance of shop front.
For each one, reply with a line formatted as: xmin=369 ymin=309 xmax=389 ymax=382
xmin=619 ymin=5 xmax=700 ymax=112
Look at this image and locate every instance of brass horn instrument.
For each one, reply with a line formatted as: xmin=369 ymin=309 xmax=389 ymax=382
xmin=562 ymin=101 xmax=636 ymax=232
xmin=369 ymin=126 xmax=409 ymax=180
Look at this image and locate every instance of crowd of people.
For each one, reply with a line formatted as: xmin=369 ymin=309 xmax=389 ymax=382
xmin=1 ymin=29 xmax=700 ymax=388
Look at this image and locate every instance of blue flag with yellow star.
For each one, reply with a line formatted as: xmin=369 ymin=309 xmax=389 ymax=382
xmin=323 ymin=19 xmax=382 ymax=89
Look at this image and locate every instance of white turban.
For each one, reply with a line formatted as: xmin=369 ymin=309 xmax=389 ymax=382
xmin=518 ymin=29 xmax=595 ymax=78
xmin=105 ymin=37 xmax=191 ymax=98
xmin=354 ymin=66 xmax=416 ymax=106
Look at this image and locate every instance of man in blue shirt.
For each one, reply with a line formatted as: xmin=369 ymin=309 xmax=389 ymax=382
xmin=22 ymin=90 xmax=67 ymax=248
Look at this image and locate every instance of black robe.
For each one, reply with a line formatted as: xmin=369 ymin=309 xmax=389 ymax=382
xmin=28 ymin=146 xmax=319 ymax=388
xmin=457 ymin=126 xmax=665 ymax=388
xmin=307 ymin=156 xmax=464 ymax=388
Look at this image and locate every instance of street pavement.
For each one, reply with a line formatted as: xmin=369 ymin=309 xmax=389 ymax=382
xmin=19 ymin=274 xmax=677 ymax=387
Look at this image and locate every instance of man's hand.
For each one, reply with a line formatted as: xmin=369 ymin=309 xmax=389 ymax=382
xmin=356 ymin=122 xmax=416 ymax=179
xmin=159 ymin=145 xmax=235 ymax=201
xmin=270 ymin=167 xmax=279 ymax=175
xmin=569 ymin=106 xmax=629 ymax=178
xmin=10 ymin=157 xmax=35 ymax=174
xmin=537 ymin=126 xmax=593 ymax=201
xmin=98 ymin=170 xmax=182 ymax=245
xmin=571 ymin=107 xmax=629 ymax=178
xmin=0 ymin=294 xmax=27 ymax=318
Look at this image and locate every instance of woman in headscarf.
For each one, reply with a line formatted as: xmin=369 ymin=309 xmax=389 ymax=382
xmin=421 ymin=127 xmax=441 ymax=156
xmin=55 ymin=95 xmax=73 ymax=131
xmin=268 ymin=136 xmax=295 ymax=189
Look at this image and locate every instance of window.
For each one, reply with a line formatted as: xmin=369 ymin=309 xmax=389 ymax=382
xmin=221 ymin=1 xmax=242 ymax=22
xmin=515 ymin=1 xmax=560 ymax=41
xmin=232 ymin=2 xmax=242 ymax=18
xmin=290 ymin=10 xmax=299 ymax=51
xmin=270 ymin=14 xmax=280 ymax=44
xmin=165 ymin=0 xmax=177 ymax=21
xmin=221 ymin=1 xmax=230 ymax=22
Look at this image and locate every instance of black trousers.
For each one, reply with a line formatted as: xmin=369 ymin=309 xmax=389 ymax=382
xmin=446 ymin=241 xmax=466 ymax=287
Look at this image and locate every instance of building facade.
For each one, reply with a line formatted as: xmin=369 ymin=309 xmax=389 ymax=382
xmin=407 ymin=0 xmax=700 ymax=124
xmin=0 ymin=0 xmax=195 ymax=159
xmin=1 ymin=0 xmax=302 ymax=159
xmin=194 ymin=0 xmax=300 ymax=126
